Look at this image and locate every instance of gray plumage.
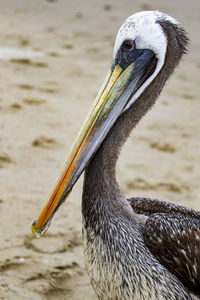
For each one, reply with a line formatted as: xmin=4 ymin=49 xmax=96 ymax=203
xmin=81 ymin=12 xmax=200 ymax=300
xmin=130 ymin=198 xmax=200 ymax=296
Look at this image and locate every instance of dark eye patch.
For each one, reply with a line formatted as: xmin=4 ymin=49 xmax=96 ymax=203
xmin=122 ymin=40 xmax=134 ymax=51
xmin=112 ymin=40 xmax=143 ymax=70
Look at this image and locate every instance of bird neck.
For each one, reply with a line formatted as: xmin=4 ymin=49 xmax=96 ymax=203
xmin=82 ymin=20 xmax=187 ymax=222
xmin=82 ymin=89 xmax=158 ymax=220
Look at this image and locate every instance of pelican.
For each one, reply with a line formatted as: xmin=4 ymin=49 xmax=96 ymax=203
xmin=32 ymin=11 xmax=200 ymax=299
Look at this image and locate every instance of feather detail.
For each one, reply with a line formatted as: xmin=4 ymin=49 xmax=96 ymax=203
xmin=144 ymin=214 xmax=200 ymax=296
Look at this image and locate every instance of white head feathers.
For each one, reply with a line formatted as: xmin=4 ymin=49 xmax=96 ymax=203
xmin=114 ymin=11 xmax=178 ymax=60
xmin=114 ymin=11 xmax=179 ymax=112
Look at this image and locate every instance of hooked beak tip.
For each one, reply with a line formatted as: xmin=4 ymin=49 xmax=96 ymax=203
xmin=31 ymin=219 xmax=40 ymax=238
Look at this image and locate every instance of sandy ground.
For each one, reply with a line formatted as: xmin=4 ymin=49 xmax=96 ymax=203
xmin=0 ymin=0 xmax=199 ymax=299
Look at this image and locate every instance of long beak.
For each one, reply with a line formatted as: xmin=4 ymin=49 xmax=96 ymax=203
xmin=31 ymin=50 xmax=154 ymax=237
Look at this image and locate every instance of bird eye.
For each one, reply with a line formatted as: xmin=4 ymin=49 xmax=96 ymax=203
xmin=122 ymin=40 xmax=134 ymax=51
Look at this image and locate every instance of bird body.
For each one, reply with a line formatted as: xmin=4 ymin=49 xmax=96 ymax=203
xmin=82 ymin=138 xmax=200 ymax=300
xmin=32 ymin=11 xmax=200 ymax=299
xmin=82 ymin=202 xmax=193 ymax=299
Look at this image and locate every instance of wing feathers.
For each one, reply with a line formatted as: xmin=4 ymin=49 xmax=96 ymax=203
xmin=128 ymin=197 xmax=200 ymax=220
xmin=144 ymin=214 xmax=200 ymax=296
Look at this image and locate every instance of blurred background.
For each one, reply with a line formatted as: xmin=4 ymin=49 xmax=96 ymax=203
xmin=0 ymin=1 xmax=199 ymax=299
